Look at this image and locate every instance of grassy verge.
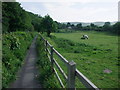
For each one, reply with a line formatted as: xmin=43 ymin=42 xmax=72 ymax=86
xmin=2 ymin=31 xmax=36 ymax=88
xmin=43 ymin=31 xmax=119 ymax=88
xmin=36 ymin=35 xmax=60 ymax=88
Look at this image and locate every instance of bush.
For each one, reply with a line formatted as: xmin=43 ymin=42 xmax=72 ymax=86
xmin=2 ymin=32 xmax=36 ymax=88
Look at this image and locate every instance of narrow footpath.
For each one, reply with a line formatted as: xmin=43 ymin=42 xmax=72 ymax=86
xmin=10 ymin=36 xmax=41 ymax=88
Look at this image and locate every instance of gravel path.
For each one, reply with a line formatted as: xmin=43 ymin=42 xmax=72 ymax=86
xmin=10 ymin=36 xmax=41 ymax=88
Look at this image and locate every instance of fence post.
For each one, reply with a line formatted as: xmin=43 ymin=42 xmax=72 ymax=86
xmin=50 ymin=45 xmax=54 ymax=69
xmin=45 ymin=40 xmax=48 ymax=55
xmin=45 ymin=40 xmax=47 ymax=50
xmin=67 ymin=61 xmax=76 ymax=89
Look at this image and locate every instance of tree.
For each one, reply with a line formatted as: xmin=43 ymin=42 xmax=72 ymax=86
xmin=41 ymin=15 xmax=56 ymax=36
xmin=20 ymin=10 xmax=34 ymax=31
xmin=76 ymin=23 xmax=82 ymax=30
xmin=2 ymin=2 xmax=34 ymax=33
xmin=103 ymin=22 xmax=111 ymax=31
xmin=31 ymin=15 xmax=42 ymax=32
xmin=71 ymin=24 xmax=75 ymax=29
xmin=112 ymin=22 xmax=120 ymax=35
xmin=90 ymin=23 xmax=95 ymax=27
xmin=90 ymin=23 xmax=98 ymax=30
xmin=61 ymin=23 xmax=67 ymax=29
xmin=2 ymin=2 xmax=24 ymax=32
xmin=52 ymin=21 xmax=58 ymax=32
xmin=66 ymin=22 xmax=71 ymax=27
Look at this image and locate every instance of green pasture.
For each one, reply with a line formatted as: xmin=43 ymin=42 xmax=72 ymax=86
xmin=44 ymin=31 xmax=119 ymax=88
xmin=52 ymin=31 xmax=118 ymax=51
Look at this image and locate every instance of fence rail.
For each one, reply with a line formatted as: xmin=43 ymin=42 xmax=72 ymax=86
xmin=40 ymin=34 xmax=99 ymax=89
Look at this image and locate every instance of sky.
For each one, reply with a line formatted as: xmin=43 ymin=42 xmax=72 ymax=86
xmin=16 ymin=0 xmax=119 ymax=22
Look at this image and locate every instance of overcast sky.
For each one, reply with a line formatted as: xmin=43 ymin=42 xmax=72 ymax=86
xmin=16 ymin=0 xmax=119 ymax=22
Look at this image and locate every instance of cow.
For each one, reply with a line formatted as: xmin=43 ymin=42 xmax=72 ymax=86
xmin=81 ymin=35 xmax=89 ymax=39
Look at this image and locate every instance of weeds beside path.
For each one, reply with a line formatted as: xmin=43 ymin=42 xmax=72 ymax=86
xmin=10 ymin=35 xmax=41 ymax=88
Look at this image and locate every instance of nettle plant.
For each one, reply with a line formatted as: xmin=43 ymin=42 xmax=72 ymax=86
xmin=10 ymin=35 xmax=21 ymax=50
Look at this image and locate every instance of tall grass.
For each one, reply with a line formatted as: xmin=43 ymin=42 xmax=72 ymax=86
xmin=36 ymin=36 xmax=60 ymax=88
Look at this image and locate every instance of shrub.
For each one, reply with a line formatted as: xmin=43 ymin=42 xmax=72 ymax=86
xmin=2 ymin=32 xmax=36 ymax=88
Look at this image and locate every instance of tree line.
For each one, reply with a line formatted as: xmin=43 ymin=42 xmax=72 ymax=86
xmin=2 ymin=2 xmax=57 ymax=36
xmin=2 ymin=2 xmax=120 ymax=36
xmin=56 ymin=22 xmax=120 ymax=35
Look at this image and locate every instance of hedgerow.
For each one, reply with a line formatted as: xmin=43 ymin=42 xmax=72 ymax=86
xmin=2 ymin=32 xmax=36 ymax=88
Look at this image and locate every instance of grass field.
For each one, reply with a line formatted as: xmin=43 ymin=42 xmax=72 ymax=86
xmin=44 ymin=31 xmax=119 ymax=88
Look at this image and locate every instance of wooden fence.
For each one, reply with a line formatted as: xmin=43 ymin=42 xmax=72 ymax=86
xmin=40 ymin=34 xmax=99 ymax=89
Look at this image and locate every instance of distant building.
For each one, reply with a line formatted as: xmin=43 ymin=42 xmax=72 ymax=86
xmin=68 ymin=26 xmax=72 ymax=29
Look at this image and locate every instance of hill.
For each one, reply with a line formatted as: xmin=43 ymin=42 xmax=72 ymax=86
xmin=62 ymin=21 xmax=117 ymax=26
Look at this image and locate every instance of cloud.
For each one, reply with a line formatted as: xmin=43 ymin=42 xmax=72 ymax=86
xmin=16 ymin=0 xmax=119 ymax=3
xmin=40 ymin=2 xmax=117 ymax=22
xmin=20 ymin=2 xmax=48 ymax=16
xmin=19 ymin=1 xmax=118 ymax=22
